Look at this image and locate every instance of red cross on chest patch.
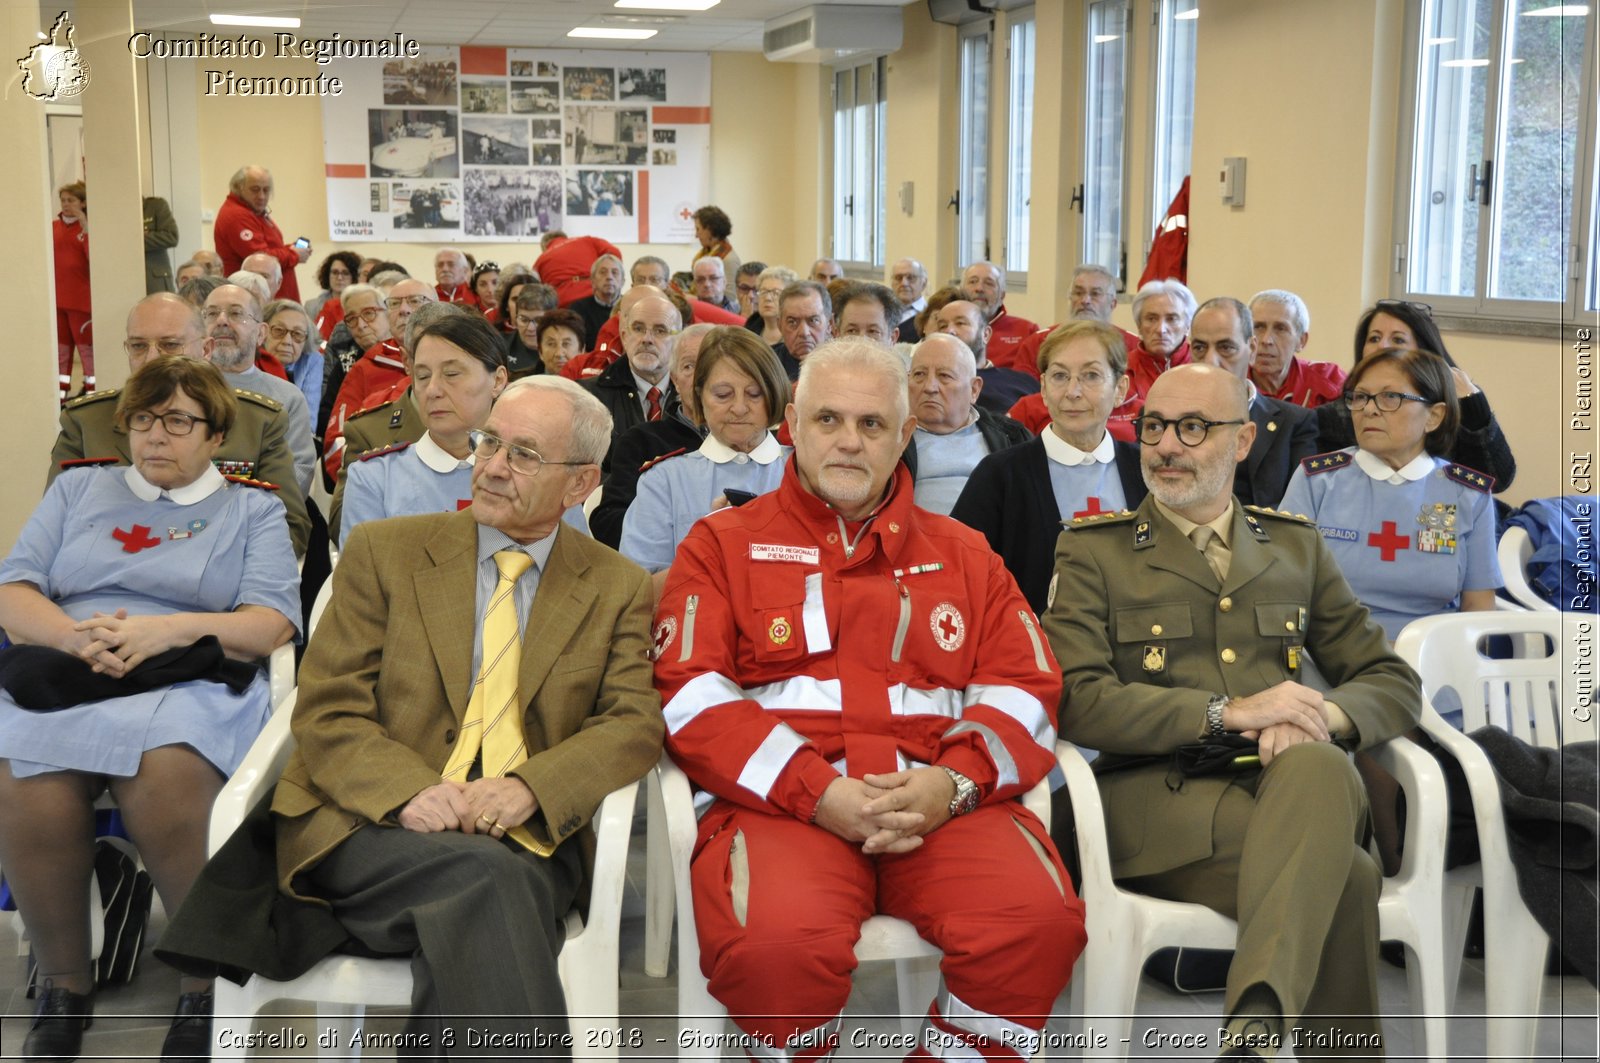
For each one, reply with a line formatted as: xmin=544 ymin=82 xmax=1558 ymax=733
xmin=1368 ymin=520 xmax=1410 ymax=562
xmin=112 ymin=524 xmax=161 ymax=553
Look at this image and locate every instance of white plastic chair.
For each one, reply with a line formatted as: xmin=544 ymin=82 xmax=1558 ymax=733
xmin=207 ymin=692 xmax=640 ymax=1062
xmin=306 ymin=576 xmax=335 ymax=640
xmin=583 ymin=484 xmax=604 ymax=520
xmin=657 ymin=753 xmax=1052 ymax=1059
xmin=1498 ymin=526 xmax=1556 ymax=612
xmin=1395 ymin=610 xmax=1592 ymax=1063
xmin=1059 ymin=736 xmax=1453 ymax=1062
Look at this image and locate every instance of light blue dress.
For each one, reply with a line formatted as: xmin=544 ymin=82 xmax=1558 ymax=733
xmin=340 ymin=432 xmax=590 ymax=544
xmin=0 ymin=465 xmax=301 ymax=778
xmin=1280 ymin=447 xmax=1501 ymax=641
xmin=619 ymin=433 xmax=789 ymax=572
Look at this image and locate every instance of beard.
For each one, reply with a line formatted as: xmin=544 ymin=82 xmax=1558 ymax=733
xmin=1142 ymin=449 xmax=1236 ymax=512
xmin=207 ymin=336 xmax=252 ymax=372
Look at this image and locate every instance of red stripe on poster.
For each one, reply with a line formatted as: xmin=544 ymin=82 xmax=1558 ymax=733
xmin=460 ymin=47 xmax=506 ymax=76
xmin=652 ymin=106 xmax=711 ymax=124
xmin=637 ymin=171 xmax=650 ymax=243
xmin=325 ymin=163 xmax=366 ymax=179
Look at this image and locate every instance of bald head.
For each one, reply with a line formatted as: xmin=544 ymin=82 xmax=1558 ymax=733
xmin=124 ymin=293 xmax=206 ymax=372
xmin=1140 ymin=364 xmax=1254 ymax=521
xmin=241 ymin=252 xmax=283 ymax=296
xmin=909 ymin=333 xmax=981 ymax=435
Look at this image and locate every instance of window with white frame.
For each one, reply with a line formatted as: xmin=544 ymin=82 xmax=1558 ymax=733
xmin=1151 ymin=0 xmax=1198 ymax=230
xmin=831 ymin=56 xmax=887 ymax=270
xmin=1083 ymin=0 xmax=1131 ymax=285
xmin=958 ymin=21 xmax=992 ymax=267
xmin=1005 ymin=11 xmax=1037 ymax=280
xmin=1396 ymin=0 xmax=1596 ymax=320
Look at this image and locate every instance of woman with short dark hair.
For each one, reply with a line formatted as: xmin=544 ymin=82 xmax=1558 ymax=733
xmin=691 ymin=204 xmax=741 ymax=285
xmin=308 ymin=251 xmax=362 ymax=340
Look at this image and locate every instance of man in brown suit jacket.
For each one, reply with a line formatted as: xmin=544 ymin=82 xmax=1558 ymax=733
xmin=272 ymin=375 xmax=663 ymax=1050
xmin=1044 ymin=365 xmax=1419 ymax=1061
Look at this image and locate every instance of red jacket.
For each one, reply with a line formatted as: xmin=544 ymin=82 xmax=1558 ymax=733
xmin=254 ymin=350 xmax=288 ymax=381
xmin=52 ymin=215 xmax=91 ymax=311
xmin=654 ymin=459 xmax=1062 ymax=822
xmin=1254 ymin=356 xmax=1347 ymax=409
xmin=586 ymin=296 xmax=746 ymax=358
xmin=1014 ymin=323 xmax=1139 ymax=381
xmin=213 ymin=193 xmax=301 ymax=301
xmin=315 ymin=297 xmax=345 ymax=341
xmin=324 ymin=339 xmax=407 ymax=463
xmin=436 ymin=283 xmax=476 ymax=307
xmin=533 ymin=236 xmax=622 ymax=305
xmin=984 ymin=306 xmax=1041 ymax=377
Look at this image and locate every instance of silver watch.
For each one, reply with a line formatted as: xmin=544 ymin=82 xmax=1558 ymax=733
xmin=1205 ymin=694 xmax=1230 ymax=737
xmin=942 ymin=766 xmax=979 ymax=816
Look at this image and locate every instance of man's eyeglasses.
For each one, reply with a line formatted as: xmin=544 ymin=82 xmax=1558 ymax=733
xmin=123 ymin=338 xmax=189 ymax=358
xmin=387 ymin=295 xmax=432 ymax=310
xmin=736 ymin=284 xmax=760 ymax=296
xmin=1344 ymin=389 xmax=1432 ymax=413
xmin=267 ymin=324 xmax=308 ymax=345
xmin=350 ymin=306 xmax=386 ymax=323
xmin=201 ymin=307 xmax=257 ymax=325
xmin=627 ymin=322 xmax=677 ymax=341
xmin=469 ymin=430 xmax=591 ymax=477
xmin=1133 ymin=415 xmax=1246 ymax=447
xmin=127 ymin=410 xmax=209 ymax=435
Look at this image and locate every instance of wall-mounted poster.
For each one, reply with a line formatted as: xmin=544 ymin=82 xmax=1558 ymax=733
xmin=323 ymin=47 xmax=710 ymax=244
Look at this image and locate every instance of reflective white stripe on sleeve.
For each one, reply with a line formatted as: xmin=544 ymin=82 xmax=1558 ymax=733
xmin=746 ymin=674 xmax=842 ymax=710
xmin=802 ymin=571 xmax=831 ymax=654
xmin=665 ymin=673 xmax=845 ymax=735
xmin=962 ymin=683 xmax=1056 ymax=749
xmin=888 ymin=684 xmax=963 ymax=719
xmin=662 ymin=671 xmax=748 ymax=734
xmin=943 ymin=720 xmax=1020 ymax=789
xmin=737 ymin=723 xmax=809 ymax=800
xmin=928 ymin=984 xmax=1041 ymax=1058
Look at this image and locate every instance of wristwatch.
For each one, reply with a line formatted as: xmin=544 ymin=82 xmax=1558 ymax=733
xmin=1205 ymin=694 xmax=1230 ymax=737
xmin=942 ymin=766 xmax=979 ymax=816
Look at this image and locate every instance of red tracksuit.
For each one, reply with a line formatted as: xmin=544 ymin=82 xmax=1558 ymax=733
xmin=982 ymin=306 xmax=1040 ymax=378
xmin=532 ymin=235 xmax=622 ymax=306
xmin=1254 ymin=356 xmax=1347 ymax=409
xmin=655 ymin=461 xmax=1085 ymax=1061
xmin=53 ymin=214 xmax=93 ymax=394
xmin=213 ymin=193 xmax=301 ymax=301
xmin=323 ymin=339 xmax=407 ymax=477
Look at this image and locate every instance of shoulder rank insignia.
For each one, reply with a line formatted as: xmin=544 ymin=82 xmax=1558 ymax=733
xmin=1244 ymin=505 xmax=1315 ymax=527
xmin=638 ymin=447 xmax=689 ymax=475
xmin=1065 ymin=509 xmax=1137 ymax=530
xmin=356 ymin=441 xmax=411 ymax=463
xmin=389 ymin=407 xmax=405 ymax=428
xmin=1443 ymin=464 xmax=1495 ymax=493
xmin=1300 ymin=450 xmax=1352 ymax=475
xmin=1241 ymin=509 xmax=1272 ymax=542
xmin=1133 ymin=518 xmax=1153 ymax=546
xmin=232 ymin=388 xmax=284 ymax=412
xmin=58 ymin=456 xmax=120 ymax=469
xmin=224 ymin=474 xmax=281 ymax=491
xmin=63 ymin=389 xmax=119 ymax=410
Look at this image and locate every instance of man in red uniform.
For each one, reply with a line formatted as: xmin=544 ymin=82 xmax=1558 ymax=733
xmin=1248 ymin=289 xmax=1347 ymax=408
xmin=960 ymin=261 xmax=1039 ymax=378
xmin=654 ymin=338 xmax=1086 ymax=1061
xmin=533 ymin=231 xmax=622 ymax=305
xmin=322 ymin=279 xmax=435 ymax=465
xmin=433 ymin=247 xmax=475 ymax=306
xmin=1008 ymin=264 xmax=1139 ymax=434
xmin=212 ymin=165 xmax=307 ymax=302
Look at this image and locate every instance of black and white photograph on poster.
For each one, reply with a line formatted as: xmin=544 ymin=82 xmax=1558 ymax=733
xmin=369 ymin=183 xmax=390 ymax=213
xmin=537 ymin=61 xmax=560 ymax=77
xmin=509 ymin=59 xmax=534 ymax=77
xmin=509 ymin=80 xmax=559 ymax=114
xmin=461 ymin=78 xmax=507 ymax=114
xmin=531 ymin=143 xmax=561 ymax=166
xmin=393 ymin=180 xmax=461 ymax=230
xmin=563 ymin=66 xmax=615 ymax=101
xmin=529 ymin=118 xmax=561 ymax=141
xmin=652 ymin=148 xmax=677 ymax=166
xmin=653 ymin=128 xmax=676 ymax=144
xmin=382 ymin=55 xmax=458 ymax=106
xmin=618 ymin=67 xmax=667 ymax=102
xmin=566 ymin=170 xmax=633 ymax=217
xmin=368 ymin=109 xmax=459 ymax=179
xmin=462 ymin=169 xmax=563 ymax=238
xmin=564 ymin=105 xmax=649 ymax=166
xmin=462 ymin=117 xmax=530 ymax=166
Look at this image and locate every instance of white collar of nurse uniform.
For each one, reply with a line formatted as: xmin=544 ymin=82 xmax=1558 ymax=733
xmin=1041 ymin=425 xmax=1115 ymax=467
xmin=124 ymin=462 xmax=226 ymax=505
xmin=417 ymin=431 xmax=475 ymax=473
xmin=1354 ymin=448 xmax=1434 ymax=485
xmin=698 ymin=431 xmax=784 ymax=466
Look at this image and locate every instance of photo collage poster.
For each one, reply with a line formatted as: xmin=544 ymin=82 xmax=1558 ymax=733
xmin=321 ymin=46 xmax=711 ymax=245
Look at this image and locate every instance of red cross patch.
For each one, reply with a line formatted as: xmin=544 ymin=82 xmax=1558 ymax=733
xmin=929 ymin=602 xmax=966 ymax=652
xmin=652 ymin=615 xmax=678 ymax=660
xmin=768 ymin=616 xmax=793 ymax=647
xmin=238 ymin=228 xmax=253 ymax=241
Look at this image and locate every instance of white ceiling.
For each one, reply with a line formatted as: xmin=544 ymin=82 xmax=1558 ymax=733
xmin=125 ymin=0 xmax=918 ymax=52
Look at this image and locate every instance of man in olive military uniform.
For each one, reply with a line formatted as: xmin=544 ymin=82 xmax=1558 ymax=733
xmin=1043 ymin=364 xmax=1419 ymax=1060
xmin=50 ymin=294 xmax=310 ymax=556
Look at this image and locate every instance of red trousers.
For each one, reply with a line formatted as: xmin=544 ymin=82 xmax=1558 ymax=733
xmin=55 ymin=308 xmax=94 ymax=392
xmin=692 ymin=799 xmax=1086 ymax=1061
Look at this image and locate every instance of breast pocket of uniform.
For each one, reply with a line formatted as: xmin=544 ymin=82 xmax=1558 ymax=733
xmin=1112 ymin=603 xmax=1192 ymax=686
xmin=1254 ymin=601 xmax=1306 ymax=683
xmin=751 ymin=570 xmax=829 ymax=662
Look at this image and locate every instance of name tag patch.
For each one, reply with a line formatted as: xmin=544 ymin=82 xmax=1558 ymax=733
xmin=1320 ymin=526 xmax=1359 ymax=542
xmin=751 ymin=544 xmax=820 ymax=564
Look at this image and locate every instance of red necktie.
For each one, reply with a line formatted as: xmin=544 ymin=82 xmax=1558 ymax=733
xmin=646 ymin=386 xmax=662 ymax=422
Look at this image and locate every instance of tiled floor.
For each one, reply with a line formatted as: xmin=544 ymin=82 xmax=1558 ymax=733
xmin=2 ymin=804 xmax=1595 ymax=1061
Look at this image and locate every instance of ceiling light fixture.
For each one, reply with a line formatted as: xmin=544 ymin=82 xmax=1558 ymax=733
xmin=210 ymin=14 xmax=302 ymax=28
xmin=614 ymin=0 xmax=720 ymax=11
xmin=568 ymin=27 xmax=659 ymax=40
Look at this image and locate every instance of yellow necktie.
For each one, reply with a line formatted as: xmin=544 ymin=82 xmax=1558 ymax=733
xmin=1189 ymin=526 xmax=1229 ymax=582
xmin=442 ymin=549 xmax=549 ymax=854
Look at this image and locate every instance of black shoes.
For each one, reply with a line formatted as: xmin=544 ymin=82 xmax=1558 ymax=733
xmin=160 ymin=989 xmax=213 ymax=1063
xmin=22 ymin=982 xmax=94 ymax=1063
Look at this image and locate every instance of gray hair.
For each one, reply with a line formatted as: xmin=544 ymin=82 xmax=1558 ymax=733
xmin=758 ymin=265 xmax=800 ymax=288
xmin=177 ymin=275 xmax=222 ymax=308
xmin=228 ymin=165 xmax=269 ymax=195
xmin=1249 ymin=288 xmax=1311 ymax=336
xmin=498 ymin=375 xmax=614 ymax=466
xmin=632 ymin=254 xmax=670 ymax=279
xmin=673 ymin=322 xmax=717 ymax=372
xmin=1131 ymin=278 xmax=1197 ymax=323
xmin=912 ymin=333 xmax=978 ymax=381
xmin=340 ymin=283 xmax=383 ymax=312
xmin=369 ymin=270 xmax=407 ymax=293
xmin=692 ymin=256 xmax=725 ymax=278
xmin=590 ymin=254 xmax=624 ymax=278
xmin=262 ymin=298 xmax=308 ymax=325
xmin=1195 ymin=297 xmax=1253 ymax=343
xmin=780 ymin=280 xmax=832 ymax=319
xmin=225 ymin=271 xmax=271 ymax=309
xmin=1072 ymin=263 xmax=1117 ymax=286
xmin=962 ymin=259 xmax=1007 ymax=292
xmin=796 ymin=338 xmax=909 ymax=425
xmin=405 ymin=301 xmax=473 ymax=355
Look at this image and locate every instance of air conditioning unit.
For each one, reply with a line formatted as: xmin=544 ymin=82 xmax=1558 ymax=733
xmin=763 ymin=5 xmax=904 ymax=63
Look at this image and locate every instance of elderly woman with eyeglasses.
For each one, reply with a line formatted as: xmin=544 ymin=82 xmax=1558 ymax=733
xmin=0 ymin=356 xmax=298 ymax=1061
xmin=1316 ymin=299 xmax=1516 ymax=493
xmin=747 ymin=265 xmax=798 ymax=347
xmin=262 ymin=298 xmax=324 ymax=422
xmin=337 ymin=313 xmax=588 ymax=543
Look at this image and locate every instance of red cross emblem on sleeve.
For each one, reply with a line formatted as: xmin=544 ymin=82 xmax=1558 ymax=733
xmin=930 ymin=602 xmax=966 ymax=652
xmin=1368 ymin=520 xmax=1411 ymax=562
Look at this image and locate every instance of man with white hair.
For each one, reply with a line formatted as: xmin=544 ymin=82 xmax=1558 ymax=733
xmin=1092 ymin=278 xmax=1200 ymax=441
xmin=1007 ymin=264 xmax=1135 ymax=434
xmin=568 ymin=254 xmax=625 ymax=343
xmin=584 ymin=292 xmax=681 ymax=468
xmin=959 ymin=260 xmax=1039 ymax=376
xmin=889 ymin=257 xmax=929 ymax=342
xmin=213 ymin=165 xmax=307 ymax=301
xmin=905 ymin=333 xmax=1030 ymax=515
xmin=809 ymin=257 xmax=843 ymax=284
xmin=434 ymin=247 xmax=474 ymax=306
xmin=691 ymin=256 xmax=739 ymax=314
xmin=655 ymin=337 xmax=1085 ymax=1061
xmin=324 ymin=278 xmax=438 ymax=465
xmin=1248 ymin=289 xmax=1347 ymax=409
